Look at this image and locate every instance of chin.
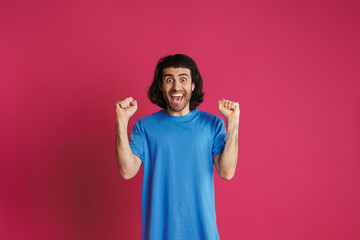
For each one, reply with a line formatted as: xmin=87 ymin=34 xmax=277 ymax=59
xmin=169 ymin=101 xmax=188 ymax=111
xmin=170 ymin=105 xmax=185 ymax=112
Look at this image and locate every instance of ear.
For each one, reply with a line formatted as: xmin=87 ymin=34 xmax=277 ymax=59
xmin=192 ymin=83 xmax=195 ymax=91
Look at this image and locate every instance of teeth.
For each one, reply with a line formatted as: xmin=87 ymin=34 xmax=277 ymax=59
xmin=172 ymin=94 xmax=183 ymax=97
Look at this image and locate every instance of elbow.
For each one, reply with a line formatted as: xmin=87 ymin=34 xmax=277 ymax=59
xmin=220 ymin=171 xmax=235 ymax=181
xmin=222 ymin=174 xmax=234 ymax=181
xmin=119 ymin=172 xmax=136 ymax=180
xmin=120 ymin=172 xmax=134 ymax=180
xmin=118 ymin=168 xmax=136 ymax=180
xmin=117 ymin=156 xmax=141 ymax=180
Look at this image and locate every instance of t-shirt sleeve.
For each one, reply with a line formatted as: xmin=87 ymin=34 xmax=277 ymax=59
xmin=212 ymin=117 xmax=227 ymax=160
xmin=129 ymin=120 xmax=145 ymax=164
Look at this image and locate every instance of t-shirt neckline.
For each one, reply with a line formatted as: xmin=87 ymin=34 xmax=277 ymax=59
xmin=161 ymin=109 xmax=199 ymax=122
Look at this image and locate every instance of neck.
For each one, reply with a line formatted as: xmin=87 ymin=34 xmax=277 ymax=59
xmin=166 ymin=107 xmax=191 ymax=116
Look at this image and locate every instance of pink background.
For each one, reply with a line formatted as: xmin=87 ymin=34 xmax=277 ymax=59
xmin=1 ymin=0 xmax=359 ymax=239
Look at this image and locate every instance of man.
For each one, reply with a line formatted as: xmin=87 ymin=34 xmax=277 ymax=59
xmin=115 ymin=54 xmax=240 ymax=240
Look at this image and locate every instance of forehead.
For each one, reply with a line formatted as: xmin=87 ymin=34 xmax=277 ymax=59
xmin=162 ymin=67 xmax=191 ymax=77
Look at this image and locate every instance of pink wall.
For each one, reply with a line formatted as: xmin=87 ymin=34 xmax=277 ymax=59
xmin=1 ymin=0 xmax=359 ymax=239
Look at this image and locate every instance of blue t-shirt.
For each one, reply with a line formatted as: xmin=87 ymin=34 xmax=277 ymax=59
xmin=130 ymin=108 xmax=226 ymax=240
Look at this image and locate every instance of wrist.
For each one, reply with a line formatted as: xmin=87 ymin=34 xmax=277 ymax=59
xmin=225 ymin=116 xmax=239 ymax=125
xmin=116 ymin=118 xmax=129 ymax=133
xmin=116 ymin=116 xmax=130 ymax=124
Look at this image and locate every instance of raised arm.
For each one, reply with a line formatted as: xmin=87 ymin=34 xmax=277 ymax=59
xmin=214 ymin=99 xmax=240 ymax=180
xmin=115 ymin=97 xmax=142 ymax=180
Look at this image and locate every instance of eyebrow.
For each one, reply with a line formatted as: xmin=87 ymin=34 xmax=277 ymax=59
xmin=163 ymin=73 xmax=189 ymax=78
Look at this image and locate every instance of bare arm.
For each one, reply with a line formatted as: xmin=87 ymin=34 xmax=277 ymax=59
xmin=214 ymin=99 xmax=240 ymax=180
xmin=115 ymin=97 xmax=142 ymax=180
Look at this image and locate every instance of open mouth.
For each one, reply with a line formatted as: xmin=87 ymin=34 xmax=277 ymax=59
xmin=170 ymin=93 xmax=183 ymax=103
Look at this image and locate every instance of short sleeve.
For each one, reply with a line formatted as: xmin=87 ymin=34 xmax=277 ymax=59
xmin=212 ymin=117 xmax=227 ymax=160
xmin=129 ymin=120 xmax=145 ymax=164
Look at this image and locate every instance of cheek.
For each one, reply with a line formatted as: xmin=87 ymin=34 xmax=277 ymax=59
xmin=161 ymin=84 xmax=168 ymax=92
xmin=187 ymin=85 xmax=193 ymax=92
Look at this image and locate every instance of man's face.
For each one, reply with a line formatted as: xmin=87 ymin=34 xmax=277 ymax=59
xmin=161 ymin=67 xmax=195 ymax=116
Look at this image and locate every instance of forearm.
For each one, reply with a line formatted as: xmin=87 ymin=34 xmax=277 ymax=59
xmin=115 ymin=119 xmax=139 ymax=179
xmin=219 ymin=118 xmax=239 ymax=179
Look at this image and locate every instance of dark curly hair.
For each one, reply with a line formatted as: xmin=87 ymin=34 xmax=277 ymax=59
xmin=148 ymin=54 xmax=205 ymax=111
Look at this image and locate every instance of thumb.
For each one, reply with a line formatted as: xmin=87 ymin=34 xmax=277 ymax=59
xmin=130 ymin=100 xmax=137 ymax=107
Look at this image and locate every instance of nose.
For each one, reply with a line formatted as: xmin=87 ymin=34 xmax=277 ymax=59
xmin=172 ymin=79 xmax=181 ymax=91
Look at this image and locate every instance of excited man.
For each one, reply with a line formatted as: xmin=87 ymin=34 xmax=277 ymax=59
xmin=115 ymin=54 xmax=240 ymax=240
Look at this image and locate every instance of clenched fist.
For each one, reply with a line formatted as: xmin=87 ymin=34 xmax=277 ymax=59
xmin=218 ymin=99 xmax=240 ymax=121
xmin=116 ymin=97 xmax=138 ymax=122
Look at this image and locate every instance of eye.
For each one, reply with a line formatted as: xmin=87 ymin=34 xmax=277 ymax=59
xmin=166 ymin=78 xmax=174 ymax=83
xmin=180 ymin=78 xmax=187 ymax=82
